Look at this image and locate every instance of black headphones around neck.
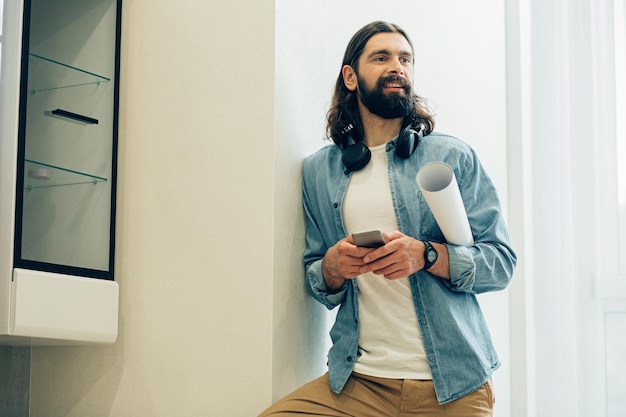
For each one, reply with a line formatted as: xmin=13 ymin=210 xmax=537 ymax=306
xmin=341 ymin=124 xmax=422 ymax=172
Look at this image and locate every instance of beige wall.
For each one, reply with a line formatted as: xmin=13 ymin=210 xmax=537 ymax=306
xmin=29 ymin=1 xmax=276 ymax=416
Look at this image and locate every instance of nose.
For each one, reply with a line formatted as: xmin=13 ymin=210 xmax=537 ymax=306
xmin=388 ymin=57 xmax=405 ymax=75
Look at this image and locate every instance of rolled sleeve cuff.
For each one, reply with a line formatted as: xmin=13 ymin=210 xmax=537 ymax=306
xmin=306 ymin=259 xmax=347 ymax=309
xmin=446 ymin=244 xmax=476 ymax=292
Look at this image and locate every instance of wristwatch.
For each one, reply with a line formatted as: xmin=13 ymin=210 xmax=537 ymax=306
xmin=422 ymin=241 xmax=438 ymax=270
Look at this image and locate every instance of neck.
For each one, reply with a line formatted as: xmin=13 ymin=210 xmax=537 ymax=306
xmin=358 ymin=102 xmax=404 ymax=147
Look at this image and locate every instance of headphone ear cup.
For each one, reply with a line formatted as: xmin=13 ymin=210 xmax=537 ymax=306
xmin=395 ymin=128 xmax=418 ymax=159
xmin=342 ymin=142 xmax=371 ymax=172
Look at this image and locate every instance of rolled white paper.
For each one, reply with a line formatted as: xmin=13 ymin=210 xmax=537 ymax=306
xmin=416 ymin=162 xmax=474 ymax=246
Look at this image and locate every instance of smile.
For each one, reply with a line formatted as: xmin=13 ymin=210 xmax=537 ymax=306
xmin=379 ymin=76 xmax=408 ymax=91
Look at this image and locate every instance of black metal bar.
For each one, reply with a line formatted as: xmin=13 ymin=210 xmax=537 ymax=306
xmin=51 ymin=108 xmax=99 ymax=124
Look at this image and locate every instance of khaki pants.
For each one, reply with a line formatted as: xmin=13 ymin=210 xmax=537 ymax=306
xmin=258 ymin=372 xmax=495 ymax=417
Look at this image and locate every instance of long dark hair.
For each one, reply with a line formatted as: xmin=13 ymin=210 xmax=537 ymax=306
xmin=326 ymin=21 xmax=435 ymax=146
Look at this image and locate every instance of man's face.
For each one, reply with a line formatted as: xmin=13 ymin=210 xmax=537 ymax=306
xmin=346 ymin=32 xmax=415 ymax=119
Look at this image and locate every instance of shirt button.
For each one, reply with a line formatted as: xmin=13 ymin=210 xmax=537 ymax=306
xmin=346 ymin=356 xmax=353 ymax=362
xmin=333 ymin=203 xmax=338 ymax=209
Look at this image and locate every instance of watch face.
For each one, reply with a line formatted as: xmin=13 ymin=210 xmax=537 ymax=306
xmin=427 ymin=249 xmax=438 ymax=262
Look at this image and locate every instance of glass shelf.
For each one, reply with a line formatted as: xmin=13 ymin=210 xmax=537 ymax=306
xmin=23 ymin=159 xmax=108 ymax=190
xmin=28 ymin=53 xmax=111 ymax=94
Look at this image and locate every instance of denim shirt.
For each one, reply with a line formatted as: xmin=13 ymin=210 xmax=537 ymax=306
xmin=301 ymin=132 xmax=517 ymax=404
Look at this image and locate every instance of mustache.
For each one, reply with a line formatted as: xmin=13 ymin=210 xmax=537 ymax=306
xmin=377 ymin=75 xmax=411 ymax=90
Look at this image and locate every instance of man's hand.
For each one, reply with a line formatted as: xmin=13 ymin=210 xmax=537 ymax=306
xmin=322 ymin=232 xmax=450 ymax=290
xmin=359 ymin=231 xmax=450 ymax=280
xmin=322 ymin=235 xmax=379 ymax=292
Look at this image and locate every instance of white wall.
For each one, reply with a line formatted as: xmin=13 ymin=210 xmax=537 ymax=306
xmin=274 ymin=0 xmax=511 ymax=415
xmin=29 ymin=1 xmax=276 ymax=416
xmin=0 ymin=0 xmax=24 ymax=336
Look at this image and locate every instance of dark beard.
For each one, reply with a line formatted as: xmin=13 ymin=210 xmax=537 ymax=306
xmin=357 ymin=75 xmax=414 ymax=119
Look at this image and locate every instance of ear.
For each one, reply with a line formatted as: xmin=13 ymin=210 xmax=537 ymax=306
xmin=342 ymin=65 xmax=358 ymax=91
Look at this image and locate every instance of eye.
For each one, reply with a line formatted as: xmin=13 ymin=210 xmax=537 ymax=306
xmin=400 ymin=56 xmax=412 ymax=64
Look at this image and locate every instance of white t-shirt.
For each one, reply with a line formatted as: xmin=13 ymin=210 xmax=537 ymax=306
xmin=342 ymin=143 xmax=432 ymax=380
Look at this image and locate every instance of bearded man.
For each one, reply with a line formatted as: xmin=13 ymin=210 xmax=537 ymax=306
xmin=259 ymin=21 xmax=516 ymax=417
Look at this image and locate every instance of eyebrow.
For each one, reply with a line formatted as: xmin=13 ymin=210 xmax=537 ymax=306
xmin=366 ymin=48 xmax=414 ymax=60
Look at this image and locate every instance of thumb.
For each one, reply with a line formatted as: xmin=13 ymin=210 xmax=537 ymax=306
xmin=383 ymin=230 xmax=407 ymax=242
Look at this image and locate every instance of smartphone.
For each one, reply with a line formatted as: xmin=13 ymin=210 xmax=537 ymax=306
xmin=352 ymin=230 xmax=386 ymax=248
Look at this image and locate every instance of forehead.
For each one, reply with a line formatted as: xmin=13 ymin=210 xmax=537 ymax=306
xmin=362 ymin=32 xmax=413 ymax=57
